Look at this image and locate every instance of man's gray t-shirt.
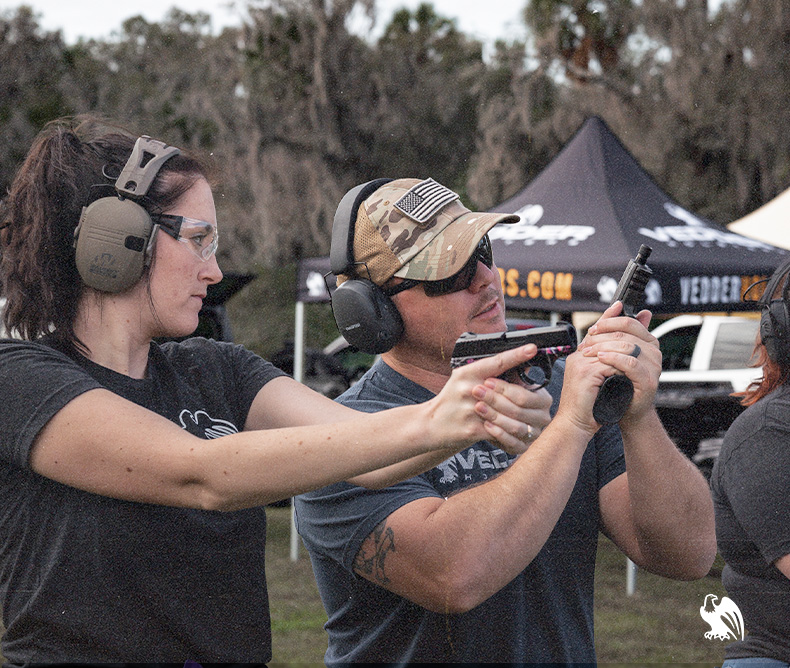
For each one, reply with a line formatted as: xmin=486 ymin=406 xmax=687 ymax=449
xmin=296 ymin=358 xmax=625 ymax=664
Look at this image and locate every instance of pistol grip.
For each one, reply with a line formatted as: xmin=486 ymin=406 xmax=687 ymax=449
xmin=592 ymin=375 xmax=634 ymax=425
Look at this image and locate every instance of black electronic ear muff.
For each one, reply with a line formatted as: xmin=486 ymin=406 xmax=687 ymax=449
xmin=73 ymin=136 xmax=181 ymax=293
xmin=329 ymin=178 xmax=404 ymax=355
xmin=758 ymin=258 xmax=790 ymax=366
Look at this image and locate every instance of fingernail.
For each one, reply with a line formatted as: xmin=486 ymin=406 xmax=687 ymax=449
xmin=473 ymin=386 xmax=487 ymax=400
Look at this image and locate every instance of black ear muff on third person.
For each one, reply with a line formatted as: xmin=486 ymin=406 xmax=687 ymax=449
xmin=757 ymin=257 xmax=790 ymax=367
xmin=328 ymin=178 xmax=403 ymax=355
xmin=73 ymin=136 xmax=181 ymax=293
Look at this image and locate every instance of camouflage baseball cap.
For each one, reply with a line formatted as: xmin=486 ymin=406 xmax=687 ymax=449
xmin=343 ymin=177 xmax=519 ymax=286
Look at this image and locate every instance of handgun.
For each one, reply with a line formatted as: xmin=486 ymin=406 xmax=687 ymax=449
xmin=450 ymin=323 xmax=578 ymax=390
xmin=592 ymin=244 xmax=653 ymax=425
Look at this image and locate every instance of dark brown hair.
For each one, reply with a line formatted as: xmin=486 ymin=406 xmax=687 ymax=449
xmin=0 ymin=115 xmax=211 ymax=349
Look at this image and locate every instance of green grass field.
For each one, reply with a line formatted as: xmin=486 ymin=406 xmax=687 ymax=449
xmin=265 ymin=505 xmax=730 ymax=666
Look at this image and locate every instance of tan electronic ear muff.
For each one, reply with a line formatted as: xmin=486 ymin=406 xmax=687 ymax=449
xmin=73 ymin=136 xmax=181 ymax=292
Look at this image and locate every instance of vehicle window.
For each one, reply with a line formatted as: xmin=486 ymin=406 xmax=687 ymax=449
xmin=658 ymin=325 xmax=701 ymax=371
xmin=709 ymin=320 xmax=760 ymax=370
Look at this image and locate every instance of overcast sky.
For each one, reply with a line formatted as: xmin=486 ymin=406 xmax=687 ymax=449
xmin=14 ymin=0 xmax=528 ymax=46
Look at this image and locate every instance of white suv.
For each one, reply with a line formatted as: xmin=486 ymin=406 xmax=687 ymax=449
xmin=651 ymin=314 xmax=761 ymax=477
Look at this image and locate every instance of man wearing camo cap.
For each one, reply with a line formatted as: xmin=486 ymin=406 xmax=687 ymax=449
xmin=336 ymin=177 xmax=517 ymax=286
xmin=296 ymin=177 xmax=716 ymax=664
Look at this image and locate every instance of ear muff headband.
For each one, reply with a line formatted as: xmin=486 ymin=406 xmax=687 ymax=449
xmin=115 ymin=136 xmax=182 ymax=197
xmin=759 ymin=258 xmax=790 ymax=366
xmin=329 ymin=178 xmax=404 ymax=354
xmin=73 ymin=136 xmax=181 ymax=293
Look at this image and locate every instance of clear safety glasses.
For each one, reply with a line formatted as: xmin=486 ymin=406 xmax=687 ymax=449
xmin=152 ymin=214 xmax=219 ymax=262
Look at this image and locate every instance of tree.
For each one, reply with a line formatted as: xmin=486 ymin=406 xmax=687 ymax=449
xmin=465 ymin=39 xmax=562 ymax=208
xmin=231 ymin=0 xmax=379 ymax=265
xmin=517 ymin=0 xmax=790 ymax=223
xmin=0 ymin=7 xmax=77 ymax=192
xmin=364 ymin=3 xmax=486 ymax=194
xmin=2 ymin=0 xmax=789 ymax=272
xmin=524 ymin=0 xmax=637 ymax=85
xmin=625 ymin=0 xmax=790 ymax=222
xmin=715 ymin=0 xmax=790 ymax=214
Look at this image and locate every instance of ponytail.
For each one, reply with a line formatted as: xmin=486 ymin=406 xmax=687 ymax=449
xmin=1 ymin=115 xmax=210 ymax=348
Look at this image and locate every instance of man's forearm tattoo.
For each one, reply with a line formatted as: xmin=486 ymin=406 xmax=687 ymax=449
xmin=353 ymin=520 xmax=395 ymax=586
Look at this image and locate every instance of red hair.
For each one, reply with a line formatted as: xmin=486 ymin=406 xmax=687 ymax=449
xmin=735 ymin=343 xmax=790 ymax=406
xmin=735 ymin=265 xmax=790 ymax=406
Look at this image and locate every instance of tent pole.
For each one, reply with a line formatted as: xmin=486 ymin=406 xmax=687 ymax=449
xmin=626 ymin=557 xmax=638 ymax=596
xmin=294 ymin=300 xmax=305 ymax=383
xmin=290 ymin=300 xmax=306 ymax=562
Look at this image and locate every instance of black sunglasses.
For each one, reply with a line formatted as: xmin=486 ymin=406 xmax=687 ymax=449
xmin=383 ymin=235 xmax=494 ymax=298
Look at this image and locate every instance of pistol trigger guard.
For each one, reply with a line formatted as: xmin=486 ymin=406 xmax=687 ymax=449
xmin=518 ymin=360 xmax=551 ymax=391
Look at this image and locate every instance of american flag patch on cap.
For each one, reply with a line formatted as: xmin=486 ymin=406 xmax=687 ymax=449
xmin=394 ymin=178 xmax=459 ymax=224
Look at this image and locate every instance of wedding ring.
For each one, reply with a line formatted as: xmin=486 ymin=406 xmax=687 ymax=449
xmin=526 ymin=425 xmax=535 ymax=440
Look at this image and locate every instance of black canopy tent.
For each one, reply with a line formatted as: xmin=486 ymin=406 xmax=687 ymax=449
xmin=296 ymin=119 xmax=788 ymax=316
xmin=487 ymin=116 xmax=789 ymax=314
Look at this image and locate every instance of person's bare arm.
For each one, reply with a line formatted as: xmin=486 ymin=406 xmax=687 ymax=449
xmin=29 ymin=343 xmax=539 ymax=509
xmin=586 ymin=305 xmax=717 ymax=579
xmin=348 ymin=345 xmax=611 ymax=613
xmin=599 ymin=437 xmax=716 ymax=581
xmin=775 ymin=554 xmax=790 ymax=579
xmin=245 ymin=347 xmax=551 ymax=490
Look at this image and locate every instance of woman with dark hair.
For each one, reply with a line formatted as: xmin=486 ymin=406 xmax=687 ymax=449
xmin=0 ymin=115 xmax=547 ymax=665
xmin=711 ymin=259 xmax=790 ymax=667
